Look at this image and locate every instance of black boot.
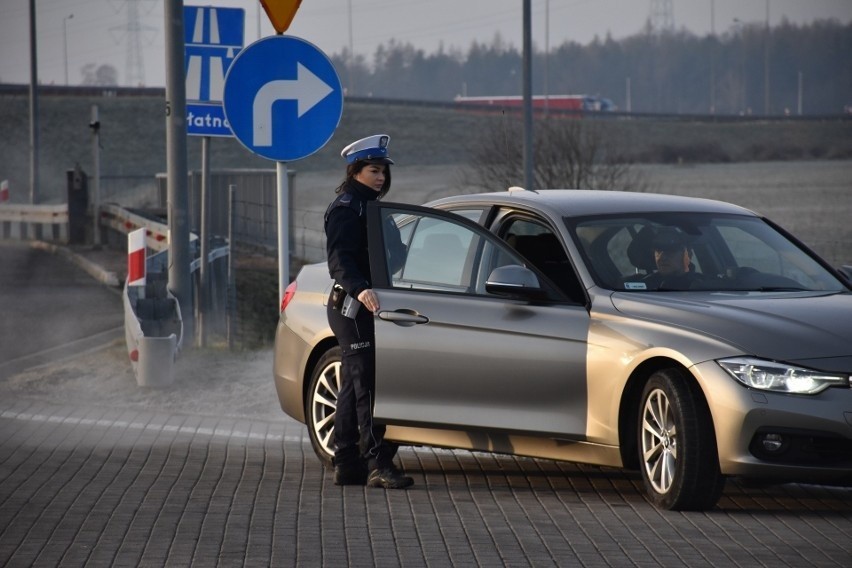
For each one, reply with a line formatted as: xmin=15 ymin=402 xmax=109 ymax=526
xmin=333 ymin=461 xmax=368 ymax=486
xmin=367 ymin=465 xmax=414 ymax=489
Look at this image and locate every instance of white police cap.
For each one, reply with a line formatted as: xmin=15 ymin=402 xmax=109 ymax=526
xmin=341 ymin=134 xmax=394 ymax=165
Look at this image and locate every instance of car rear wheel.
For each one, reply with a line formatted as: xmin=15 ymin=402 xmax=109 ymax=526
xmin=305 ymin=347 xmax=342 ymax=468
xmin=638 ymin=368 xmax=724 ymax=510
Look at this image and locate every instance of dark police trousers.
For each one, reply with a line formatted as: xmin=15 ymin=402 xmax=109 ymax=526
xmin=327 ymin=294 xmax=397 ymax=471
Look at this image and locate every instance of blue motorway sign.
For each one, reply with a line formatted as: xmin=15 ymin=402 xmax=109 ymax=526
xmin=184 ymin=6 xmax=245 ymax=137
xmin=222 ymin=35 xmax=343 ymax=162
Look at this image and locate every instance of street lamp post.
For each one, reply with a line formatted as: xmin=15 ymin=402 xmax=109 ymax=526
xmin=347 ymin=0 xmax=354 ymax=94
xmin=710 ymin=0 xmax=716 ymax=114
xmin=63 ymin=13 xmax=73 ymax=85
xmin=733 ymin=18 xmax=746 ymax=113
xmin=544 ymin=0 xmax=549 ymax=116
xmin=522 ymin=0 xmax=533 ymax=191
xmin=29 ymin=0 xmax=39 ymax=204
xmin=764 ymin=0 xmax=770 ymax=115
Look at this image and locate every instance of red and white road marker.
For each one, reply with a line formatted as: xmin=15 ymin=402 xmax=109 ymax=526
xmin=127 ymin=228 xmax=147 ymax=287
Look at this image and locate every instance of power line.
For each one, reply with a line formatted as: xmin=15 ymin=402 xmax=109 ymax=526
xmin=649 ymin=0 xmax=675 ymax=33
xmin=109 ymin=0 xmax=157 ymax=86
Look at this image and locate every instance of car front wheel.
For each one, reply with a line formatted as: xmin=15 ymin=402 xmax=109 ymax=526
xmin=305 ymin=347 xmax=341 ymax=468
xmin=638 ymin=368 xmax=724 ymax=510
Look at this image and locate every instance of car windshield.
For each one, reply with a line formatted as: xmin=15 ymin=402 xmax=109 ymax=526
xmin=567 ymin=212 xmax=847 ymax=293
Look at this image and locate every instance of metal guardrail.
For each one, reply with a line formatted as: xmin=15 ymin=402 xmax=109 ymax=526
xmin=6 ymin=83 xmax=846 ymax=122
xmin=123 ymin=249 xmax=182 ymax=388
xmin=100 ymin=202 xmax=198 ymax=252
xmin=155 ymin=169 xmax=284 ymax=251
xmin=109 ymin=200 xmax=233 ymax=385
xmin=189 ymin=243 xmax=230 ymax=273
xmin=0 ymin=203 xmax=69 ymax=242
xmin=3 ymin=193 xmax=246 ymax=361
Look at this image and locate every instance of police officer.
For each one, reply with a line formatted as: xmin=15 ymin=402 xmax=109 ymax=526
xmin=325 ymin=134 xmax=413 ymax=489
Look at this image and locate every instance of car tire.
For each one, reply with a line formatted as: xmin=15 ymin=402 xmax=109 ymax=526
xmin=638 ymin=368 xmax=725 ymax=511
xmin=305 ymin=346 xmax=342 ymax=468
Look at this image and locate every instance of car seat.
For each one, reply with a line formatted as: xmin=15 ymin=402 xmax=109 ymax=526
xmin=626 ymin=226 xmax=658 ymax=275
xmin=507 ymin=233 xmax=585 ymax=302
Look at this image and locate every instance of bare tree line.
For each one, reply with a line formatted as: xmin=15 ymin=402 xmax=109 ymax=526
xmin=464 ymin=116 xmax=651 ymax=192
xmin=332 ymin=19 xmax=851 ymax=115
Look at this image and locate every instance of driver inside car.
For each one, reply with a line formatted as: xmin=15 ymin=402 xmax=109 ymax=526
xmin=639 ymin=229 xmax=705 ymax=290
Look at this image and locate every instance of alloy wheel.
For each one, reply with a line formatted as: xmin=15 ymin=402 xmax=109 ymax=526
xmin=641 ymin=387 xmax=678 ymax=495
xmin=310 ymin=359 xmax=341 ymax=461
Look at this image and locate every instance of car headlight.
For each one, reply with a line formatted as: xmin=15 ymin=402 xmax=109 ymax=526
xmin=717 ymin=357 xmax=849 ymax=395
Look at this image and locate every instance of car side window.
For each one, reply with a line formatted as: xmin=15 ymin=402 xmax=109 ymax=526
xmin=395 ymin=215 xmax=474 ymax=289
xmin=501 ymin=217 xmax=585 ymax=303
xmin=442 ymin=207 xmax=488 ymax=225
xmin=377 ymin=208 xmax=543 ymax=297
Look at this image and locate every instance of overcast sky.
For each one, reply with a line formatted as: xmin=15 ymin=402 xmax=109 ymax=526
xmin=1 ymin=0 xmax=850 ymax=87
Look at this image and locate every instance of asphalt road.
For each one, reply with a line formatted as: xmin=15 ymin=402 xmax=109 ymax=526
xmin=0 ymin=242 xmax=123 ymax=379
xmin=0 ymin=241 xmax=851 ymax=567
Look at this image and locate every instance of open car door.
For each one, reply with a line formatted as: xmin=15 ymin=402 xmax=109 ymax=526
xmin=366 ymin=201 xmax=591 ymax=440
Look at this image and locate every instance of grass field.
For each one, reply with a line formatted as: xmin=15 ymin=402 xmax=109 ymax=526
xmin=2 ymin=92 xmax=848 ymax=347
xmin=1 ymin=93 xmax=851 ymax=204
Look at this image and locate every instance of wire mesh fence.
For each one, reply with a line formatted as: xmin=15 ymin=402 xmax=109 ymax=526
xmin=150 ymin=169 xmax=330 ymax=348
xmin=221 ymin=175 xmax=328 ymax=349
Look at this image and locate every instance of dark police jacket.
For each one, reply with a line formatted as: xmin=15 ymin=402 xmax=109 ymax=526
xmin=324 ymin=180 xmax=378 ymax=298
xmin=325 ymin=180 xmax=406 ymax=298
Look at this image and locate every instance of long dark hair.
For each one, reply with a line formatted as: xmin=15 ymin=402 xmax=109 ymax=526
xmin=335 ymin=161 xmax=392 ymax=198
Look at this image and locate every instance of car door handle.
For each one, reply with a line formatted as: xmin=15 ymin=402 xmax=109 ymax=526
xmin=377 ymin=309 xmax=429 ymax=326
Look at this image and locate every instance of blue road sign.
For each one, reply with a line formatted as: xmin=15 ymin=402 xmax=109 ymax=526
xmin=184 ymin=6 xmax=245 ymax=137
xmin=222 ymin=35 xmax=343 ymax=162
xmin=186 ymin=103 xmax=232 ymax=137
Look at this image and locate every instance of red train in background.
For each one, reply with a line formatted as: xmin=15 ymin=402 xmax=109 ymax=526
xmin=454 ymin=94 xmax=616 ymax=114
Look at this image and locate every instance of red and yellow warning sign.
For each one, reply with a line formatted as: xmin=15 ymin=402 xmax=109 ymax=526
xmin=259 ymin=0 xmax=303 ymax=34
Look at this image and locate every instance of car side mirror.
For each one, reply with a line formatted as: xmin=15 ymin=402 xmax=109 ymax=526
xmin=485 ymin=265 xmax=546 ymax=299
xmin=837 ymin=265 xmax=852 ymax=286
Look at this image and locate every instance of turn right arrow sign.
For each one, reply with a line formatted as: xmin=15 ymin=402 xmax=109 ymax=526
xmin=252 ymin=62 xmax=334 ymax=146
xmin=223 ymin=35 xmax=343 ymax=162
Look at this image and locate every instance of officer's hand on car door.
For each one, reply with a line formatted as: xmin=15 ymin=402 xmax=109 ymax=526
xmin=358 ymin=289 xmax=380 ymax=314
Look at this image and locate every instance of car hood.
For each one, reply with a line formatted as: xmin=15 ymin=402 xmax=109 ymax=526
xmin=609 ymin=291 xmax=852 ymax=372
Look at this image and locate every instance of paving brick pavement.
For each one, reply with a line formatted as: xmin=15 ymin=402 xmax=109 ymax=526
xmin=1 ymin=397 xmax=851 ymax=567
xmin=2 ymin=242 xmax=851 ymax=567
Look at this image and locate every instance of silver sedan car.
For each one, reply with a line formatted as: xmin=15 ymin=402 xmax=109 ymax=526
xmin=273 ymin=189 xmax=852 ymax=510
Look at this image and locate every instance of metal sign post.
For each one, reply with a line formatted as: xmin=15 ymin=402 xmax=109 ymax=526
xmin=277 ymin=162 xmax=289 ymax=298
xmin=184 ymin=6 xmax=244 ymax=346
xmin=164 ymin=0 xmax=193 ymax=344
xmin=223 ymin=35 xmax=343 ymax=304
xmin=28 ymin=0 xmax=39 ymax=205
xmin=198 ymin=135 xmax=210 ymax=347
xmin=90 ymin=104 xmax=101 ymax=246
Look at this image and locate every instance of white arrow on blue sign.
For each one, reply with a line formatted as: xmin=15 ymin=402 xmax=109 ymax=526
xmin=223 ymin=35 xmax=343 ymax=162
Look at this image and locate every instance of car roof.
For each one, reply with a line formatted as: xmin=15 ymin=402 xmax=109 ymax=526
xmin=428 ymin=189 xmax=758 ymax=219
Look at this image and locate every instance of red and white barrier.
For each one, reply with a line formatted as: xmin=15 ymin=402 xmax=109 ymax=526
xmin=100 ymin=203 xmax=194 ymax=252
xmin=0 ymin=202 xmax=69 ymax=242
xmin=0 ymin=180 xmax=8 ymax=202
xmin=127 ymin=228 xmax=147 ymax=287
